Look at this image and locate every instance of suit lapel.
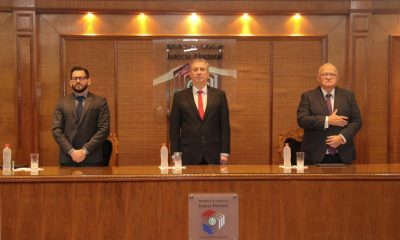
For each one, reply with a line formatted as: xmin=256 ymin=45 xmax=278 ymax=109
xmin=203 ymin=86 xmax=213 ymax=121
xmin=333 ymin=87 xmax=342 ymax=113
xmin=317 ymin=87 xmax=330 ymax=115
xmin=68 ymin=94 xmax=79 ymax=122
xmin=185 ymin=88 xmax=202 ymax=120
xmin=79 ymin=92 xmax=93 ymax=125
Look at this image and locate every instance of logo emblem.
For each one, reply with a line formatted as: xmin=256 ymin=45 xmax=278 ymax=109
xmin=201 ymin=209 xmax=225 ymax=235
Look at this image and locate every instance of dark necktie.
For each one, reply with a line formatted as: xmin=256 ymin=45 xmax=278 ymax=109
xmin=197 ymin=90 xmax=204 ymax=120
xmin=76 ymin=96 xmax=84 ymax=121
xmin=325 ymin=93 xmax=337 ymax=155
xmin=325 ymin=93 xmax=333 ymax=114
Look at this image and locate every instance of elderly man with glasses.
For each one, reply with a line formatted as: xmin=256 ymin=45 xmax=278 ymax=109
xmin=297 ymin=63 xmax=362 ymax=165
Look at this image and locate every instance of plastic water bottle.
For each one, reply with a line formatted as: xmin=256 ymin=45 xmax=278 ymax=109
xmin=3 ymin=144 xmax=12 ymax=171
xmin=160 ymin=143 xmax=169 ymax=169
xmin=283 ymin=143 xmax=291 ymax=168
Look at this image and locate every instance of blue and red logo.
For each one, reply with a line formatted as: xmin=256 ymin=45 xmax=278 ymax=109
xmin=201 ymin=210 xmax=225 ymax=235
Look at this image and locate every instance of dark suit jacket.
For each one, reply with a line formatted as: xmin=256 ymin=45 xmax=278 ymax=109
xmin=169 ymin=86 xmax=230 ymax=165
xmin=297 ymin=86 xmax=362 ymax=164
xmin=52 ymin=92 xmax=110 ymax=166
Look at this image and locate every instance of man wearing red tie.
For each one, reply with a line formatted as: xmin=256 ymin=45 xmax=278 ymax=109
xmin=297 ymin=63 xmax=362 ymax=165
xmin=169 ymin=58 xmax=230 ymax=165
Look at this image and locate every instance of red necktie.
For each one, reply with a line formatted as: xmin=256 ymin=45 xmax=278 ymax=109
xmin=325 ymin=93 xmax=337 ymax=155
xmin=197 ymin=90 xmax=204 ymax=120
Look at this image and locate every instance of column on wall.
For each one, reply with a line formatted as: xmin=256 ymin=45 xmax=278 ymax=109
xmin=349 ymin=13 xmax=369 ymax=163
xmin=14 ymin=9 xmax=38 ymax=164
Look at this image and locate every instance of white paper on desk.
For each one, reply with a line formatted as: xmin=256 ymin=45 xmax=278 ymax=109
xmin=278 ymin=165 xmax=308 ymax=169
xmin=158 ymin=166 xmax=186 ymax=170
xmin=13 ymin=168 xmax=44 ymax=172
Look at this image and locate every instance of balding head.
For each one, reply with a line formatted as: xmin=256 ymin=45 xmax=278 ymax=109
xmin=317 ymin=63 xmax=339 ymax=92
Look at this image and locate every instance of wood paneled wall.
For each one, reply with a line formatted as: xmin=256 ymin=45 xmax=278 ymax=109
xmin=271 ymin=39 xmax=326 ymax=163
xmin=389 ymin=37 xmax=400 ymax=163
xmin=15 ymin=10 xmax=38 ymax=163
xmin=0 ymin=12 xmax=17 ymax=161
xmin=1 ymin=0 xmax=400 ymax=165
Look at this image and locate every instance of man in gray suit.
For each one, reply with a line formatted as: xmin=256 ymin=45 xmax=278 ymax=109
xmin=52 ymin=66 xmax=110 ymax=166
xmin=169 ymin=58 xmax=230 ymax=165
xmin=297 ymin=63 xmax=362 ymax=165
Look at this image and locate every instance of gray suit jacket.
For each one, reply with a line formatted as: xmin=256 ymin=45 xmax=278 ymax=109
xmin=297 ymin=86 xmax=362 ymax=164
xmin=52 ymin=92 xmax=110 ymax=166
xmin=169 ymin=86 xmax=230 ymax=165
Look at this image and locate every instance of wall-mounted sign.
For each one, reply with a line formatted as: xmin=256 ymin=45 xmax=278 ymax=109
xmin=151 ymin=38 xmax=237 ymax=117
xmin=188 ymin=193 xmax=239 ymax=239
xmin=166 ymin=40 xmax=224 ymax=60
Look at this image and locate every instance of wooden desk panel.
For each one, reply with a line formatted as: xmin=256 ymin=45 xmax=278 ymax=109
xmin=1 ymin=164 xmax=400 ymax=240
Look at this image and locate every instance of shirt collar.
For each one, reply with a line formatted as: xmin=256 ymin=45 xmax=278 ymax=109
xmin=321 ymin=87 xmax=335 ymax=98
xmin=193 ymin=86 xmax=207 ymax=95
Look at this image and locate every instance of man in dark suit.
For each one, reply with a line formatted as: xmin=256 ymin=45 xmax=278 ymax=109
xmin=169 ymin=59 xmax=230 ymax=165
xmin=297 ymin=63 xmax=362 ymax=165
xmin=52 ymin=66 xmax=110 ymax=166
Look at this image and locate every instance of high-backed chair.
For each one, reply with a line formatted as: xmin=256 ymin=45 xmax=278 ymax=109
xmin=278 ymin=128 xmax=304 ymax=165
xmin=103 ymin=133 xmax=119 ymax=166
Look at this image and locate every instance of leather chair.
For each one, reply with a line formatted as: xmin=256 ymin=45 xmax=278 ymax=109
xmin=103 ymin=133 xmax=119 ymax=166
xmin=278 ymin=128 xmax=304 ymax=165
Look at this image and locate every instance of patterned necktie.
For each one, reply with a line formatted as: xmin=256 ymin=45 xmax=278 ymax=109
xmin=325 ymin=93 xmax=337 ymax=155
xmin=76 ymin=96 xmax=84 ymax=121
xmin=197 ymin=90 xmax=204 ymax=120
xmin=325 ymin=93 xmax=333 ymax=114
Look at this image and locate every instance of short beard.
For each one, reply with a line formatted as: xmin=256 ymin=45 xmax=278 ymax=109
xmin=72 ymin=84 xmax=88 ymax=93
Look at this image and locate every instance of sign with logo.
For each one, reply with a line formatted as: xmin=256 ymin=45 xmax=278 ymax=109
xmin=188 ymin=193 xmax=239 ymax=239
xmin=165 ymin=40 xmax=224 ymax=61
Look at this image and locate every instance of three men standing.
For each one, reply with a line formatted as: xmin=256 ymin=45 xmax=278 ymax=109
xmin=53 ymin=62 xmax=360 ymax=166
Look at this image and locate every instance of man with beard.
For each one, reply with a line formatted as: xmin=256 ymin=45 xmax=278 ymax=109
xmin=52 ymin=66 xmax=110 ymax=166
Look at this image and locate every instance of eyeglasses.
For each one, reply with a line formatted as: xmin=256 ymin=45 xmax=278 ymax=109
xmin=320 ymin=73 xmax=337 ymax=77
xmin=71 ymin=76 xmax=88 ymax=82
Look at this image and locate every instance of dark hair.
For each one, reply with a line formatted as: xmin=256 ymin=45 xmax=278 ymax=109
xmin=71 ymin=66 xmax=90 ymax=78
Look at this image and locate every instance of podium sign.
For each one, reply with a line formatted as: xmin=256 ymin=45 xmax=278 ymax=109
xmin=188 ymin=193 xmax=239 ymax=240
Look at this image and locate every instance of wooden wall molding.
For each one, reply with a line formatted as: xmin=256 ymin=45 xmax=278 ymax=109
xmin=33 ymin=0 xmax=351 ymax=15
xmin=1 ymin=0 xmax=398 ymax=15
xmin=16 ymin=12 xmax=33 ymax=32
xmin=0 ymin=0 xmax=13 ymax=10
xmin=13 ymin=0 xmax=35 ymax=9
xmin=14 ymin=10 xmax=38 ymax=163
xmin=388 ymin=36 xmax=400 ymax=163
xmin=350 ymin=0 xmax=400 ymax=13
xmin=352 ymin=14 xmax=369 ymax=33
xmin=349 ymin=13 xmax=369 ymax=163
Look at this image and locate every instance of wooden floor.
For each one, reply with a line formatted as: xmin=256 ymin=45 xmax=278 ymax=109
xmin=1 ymin=164 xmax=400 ymax=240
